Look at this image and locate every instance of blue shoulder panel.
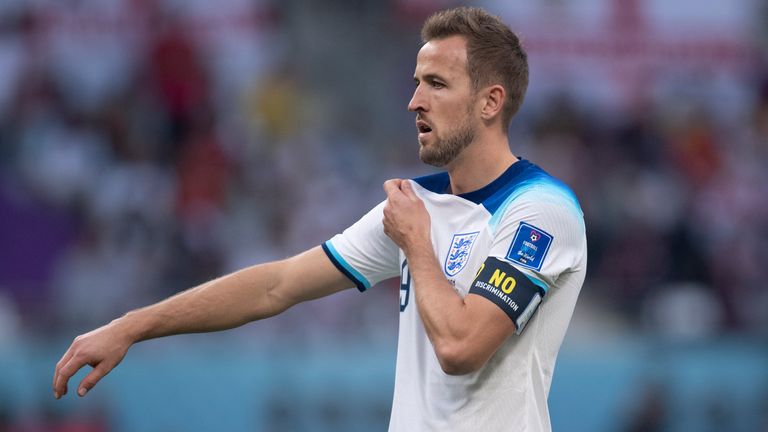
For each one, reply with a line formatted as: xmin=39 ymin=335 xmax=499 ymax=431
xmin=484 ymin=161 xmax=583 ymax=232
xmin=410 ymin=159 xmax=582 ymax=227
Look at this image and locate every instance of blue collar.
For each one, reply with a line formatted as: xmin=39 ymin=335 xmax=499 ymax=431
xmin=413 ymin=159 xmax=532 ymax=205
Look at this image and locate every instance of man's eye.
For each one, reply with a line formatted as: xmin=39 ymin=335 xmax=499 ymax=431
xmin=432 ymin=81 xmax=445 ymax=88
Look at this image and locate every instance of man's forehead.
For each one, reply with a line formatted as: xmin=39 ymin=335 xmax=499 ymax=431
xmin=414 ymin=35 xmax=468 ymax=77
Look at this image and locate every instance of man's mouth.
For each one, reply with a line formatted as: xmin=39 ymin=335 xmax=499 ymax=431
xmin=416 ymin=120 xmax=433 ymax=139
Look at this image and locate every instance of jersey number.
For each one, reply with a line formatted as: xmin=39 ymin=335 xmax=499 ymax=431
xmin=400 ymin=260 xmax=410 ymax=312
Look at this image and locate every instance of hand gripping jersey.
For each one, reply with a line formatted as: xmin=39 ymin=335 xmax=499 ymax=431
xmin=322 ymin=159 xmax=587 ymax=432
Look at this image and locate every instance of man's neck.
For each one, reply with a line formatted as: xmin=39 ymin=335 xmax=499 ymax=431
xmin=446 ymin=135 xmax=517 ymax=195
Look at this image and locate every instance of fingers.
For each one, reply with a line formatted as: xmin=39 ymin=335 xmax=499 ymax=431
xmin=400 ymin=180 xmax=418 ymax=200
xmin=383 ymin=179 xmax=403 ymax=198
xmin=54 ymin=350 xmax=83 ymax=399
xmin=53 ymin=351 xmax=71 ymax=398
xmin=78 ymin=362 xmax=112 ymax=397
xmin=385 ymin=179 xmax=422 ymax=202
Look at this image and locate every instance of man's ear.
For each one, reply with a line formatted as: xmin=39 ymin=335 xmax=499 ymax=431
xmin=480 ymin=85 xmax=505 ymax=121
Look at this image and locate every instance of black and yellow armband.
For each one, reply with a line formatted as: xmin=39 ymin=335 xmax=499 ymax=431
xmin=469 ymin=257 xmax=547 ymax=335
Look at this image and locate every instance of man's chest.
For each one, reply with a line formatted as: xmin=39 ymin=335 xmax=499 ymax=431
xmin=400 ymin=198 xmax=497 ymax=299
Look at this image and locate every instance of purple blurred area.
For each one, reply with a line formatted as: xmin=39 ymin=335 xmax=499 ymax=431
xmin=0 ymin=0 xmax=766 ymax=431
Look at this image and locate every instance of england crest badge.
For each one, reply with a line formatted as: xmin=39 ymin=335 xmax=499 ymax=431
xmin=444 ymin=232 xmax=480 ymax=277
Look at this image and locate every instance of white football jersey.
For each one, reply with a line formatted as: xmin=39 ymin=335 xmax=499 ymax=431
xmin=322 ymin=159 xmax=587 ymax=432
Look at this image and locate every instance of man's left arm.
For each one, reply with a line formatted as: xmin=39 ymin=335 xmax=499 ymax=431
xmin=382 ymin=179 xmax=516 ymax=375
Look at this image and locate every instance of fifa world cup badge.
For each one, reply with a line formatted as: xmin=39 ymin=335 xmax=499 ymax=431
xmin=506 ymin=222 xmax=553 ymax=271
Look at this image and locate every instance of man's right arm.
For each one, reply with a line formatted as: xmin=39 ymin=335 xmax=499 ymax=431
xmin=53 ymin=246 xmax=353 ymax=399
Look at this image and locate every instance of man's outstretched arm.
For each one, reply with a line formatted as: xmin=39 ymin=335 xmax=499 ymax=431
xmin=53 ymin=246 xmax=352 ymax=399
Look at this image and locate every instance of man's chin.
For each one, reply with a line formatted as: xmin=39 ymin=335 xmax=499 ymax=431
xmin=419 ymin=147 xmax=448 ymax=168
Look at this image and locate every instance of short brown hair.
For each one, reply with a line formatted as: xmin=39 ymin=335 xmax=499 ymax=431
xmin=421 ymin=7 xmax=528 ymax=129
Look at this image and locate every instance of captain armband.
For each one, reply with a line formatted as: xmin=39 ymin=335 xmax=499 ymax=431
xmin=468 ymin=257 xmax=547 ymax=335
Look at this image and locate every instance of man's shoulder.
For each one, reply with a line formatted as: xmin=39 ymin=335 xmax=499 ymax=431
xmin=484 ymin=160 xmax=582 ymax=218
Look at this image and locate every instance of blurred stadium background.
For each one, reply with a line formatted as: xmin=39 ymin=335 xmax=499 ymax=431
xmin=0 ymin=0 xmax=767 ymax=431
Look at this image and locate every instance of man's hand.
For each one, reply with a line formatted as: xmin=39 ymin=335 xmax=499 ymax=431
xmin=382 ymin=179 xmax=431 ymax=253
xmin=53 ymin=320 xmax=134 ymax=399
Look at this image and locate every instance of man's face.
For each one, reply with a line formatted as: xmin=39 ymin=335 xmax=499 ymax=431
xmin=408 ymin=35 xmax=478 ymax=167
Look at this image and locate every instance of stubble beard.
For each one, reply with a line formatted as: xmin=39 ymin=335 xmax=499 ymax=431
xmin=418 ymin=114 xmax=476 ymax=168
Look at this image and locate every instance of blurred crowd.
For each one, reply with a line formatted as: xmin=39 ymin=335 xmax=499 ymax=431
xmin=0 ymin=0 xmax=767 ymax=357
xmin=529 ymin=87 xmax=768 ymax=338
xmin=0 ymin=0 xmax=411 ymax=342
xmin=0 ymin=0 xmax=767 ymax=431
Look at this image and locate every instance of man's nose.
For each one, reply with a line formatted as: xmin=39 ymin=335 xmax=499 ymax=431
xmin=408 ymin=85 xmax=426 ymax=112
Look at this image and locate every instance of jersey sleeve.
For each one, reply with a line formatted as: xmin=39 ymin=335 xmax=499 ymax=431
xmin=468 ymin=188 xmax=586 ymax=334
xmin=488 ymin=190 xmax=587 ymax=292
xmin=322 ymin=200 xmax=401 ymax=291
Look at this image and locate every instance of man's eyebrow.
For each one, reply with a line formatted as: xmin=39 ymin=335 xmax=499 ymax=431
xmin=414 ymin=73 xmax=448 ymax=83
